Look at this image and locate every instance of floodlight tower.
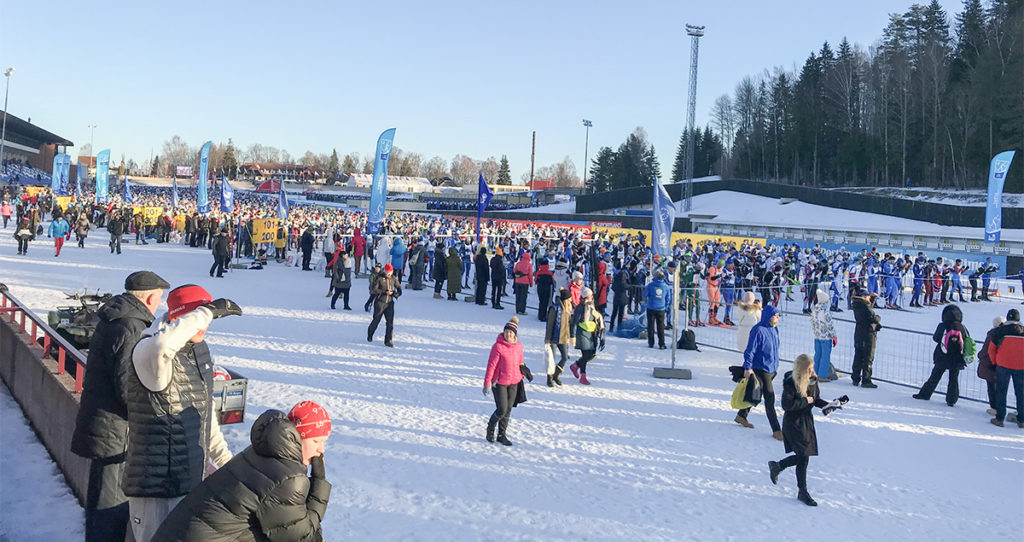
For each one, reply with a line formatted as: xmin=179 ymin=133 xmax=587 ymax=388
xmin=683 ymin=24 xmax=704 ymax=213
xmin=582 ymin=119 xmax=592 ymax=190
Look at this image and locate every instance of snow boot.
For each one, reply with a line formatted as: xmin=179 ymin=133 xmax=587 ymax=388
xmin=768 ymin=461 xmax=781 ymax=485
xmin=734 ymin=415 xmax=754 ymax=428
xmin=569 ymin=363 xmax=580 ymax=379
xmin=496 ymin=434 xmax=512 ymax=446
xmin=860 ymin=381 xmax=878 ymax=389
xmin=553 ymin=366 xmax=564 ymax=386
xmin=912 ymin=393 xmax=927 ymax=400
xmin=433 ymin=292 xmax=443 ymax=299
xmin=798 ymin=490 xmax=818 ymax=507
xmin=486 ymin=423 xmax=496 ymax=442
xmin=579 ymin=373 xmax=590 ymax=385
xmin=546 ymin=375 xmax=554 ymax=387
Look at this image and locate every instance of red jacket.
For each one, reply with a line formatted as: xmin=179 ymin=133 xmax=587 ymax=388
xmin=596 ymin=262 xmax=610 ymax=305
xmin=570 ymin=281 xmax=582 ymax=306
xmin=514 ymin=254 xmax=534 ymax=286
xmin=352 ymin=228 xmax=365 ymax=257
xmin=484 ymin=334 xmax=525 ymax=387
xmin=990 ymin=335 xmax=1024 ymax=371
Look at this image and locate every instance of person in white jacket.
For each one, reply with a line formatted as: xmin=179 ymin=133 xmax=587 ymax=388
xmin=735 ymin=290 xmax=762 ymax=351
xmin=123 ymin=285 xmax=241 ymax=542
xmin=374 ymin=237 xmax=391 ymax=270
xmin=810 ymin=289 xmax=838 ymax=381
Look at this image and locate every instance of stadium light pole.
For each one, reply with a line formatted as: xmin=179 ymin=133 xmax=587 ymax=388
xmin=88 ymin=124 xmax=97 ymax=159
xmin=683 ymin=24 xmax=704 ymax=213
xmin=0 ymin=67 xmax=14 ymax=169
xmin=582 ymin=119 xmax=592 ymax=191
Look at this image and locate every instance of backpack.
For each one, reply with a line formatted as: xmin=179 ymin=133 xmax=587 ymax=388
xmin=677 ymin=329 xmax=699 ymax=351
xmin=962 ymin=335 xmax=977 ymax=365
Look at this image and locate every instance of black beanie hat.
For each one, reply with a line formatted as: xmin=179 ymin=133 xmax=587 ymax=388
xmin=1008 ymin=309 xmax=1021 ymax=322
xmin=559 ymin=289 xmax=571 ymax=301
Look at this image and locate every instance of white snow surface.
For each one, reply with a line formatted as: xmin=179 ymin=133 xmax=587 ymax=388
xmin=1 ymin=232 xmax=1023 ymax=540
xmin=684 ymin=191 xmax=1024 ymax=241
xmin=0 ymin=382 xmax=85 ymax=541
xmin=830 ymin=186 xmax=1024 ymax=208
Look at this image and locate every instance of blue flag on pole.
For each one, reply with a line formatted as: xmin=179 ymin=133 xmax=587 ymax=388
xmin=366 ymin=128 xmax=397 ymax=235
xmin=220 ymin=175 xmax=234 ymax=213
xmin=197 ymin=141 xmax=211 ymax=214
xmin=172 ymin=177 xmax=179 ymax=208
xmin=651 ymin=178 xmax=675 ymax=257
xmin=51 ymin=154 xmax=70 ymax=195
xmin=76 ymin=162 xmax=85 ymax=198
xmin=277 ymin=189 xmax=289 ymax=221
xmin=984 ymin=150 xmax=1015 ymax=243
xmin=96 ymin=149 xmax=110 ymax=203
xmin=123 ymin=177 xmax=133 ymax=204
xmin=476 ymin=173 xmax=494 ymax=242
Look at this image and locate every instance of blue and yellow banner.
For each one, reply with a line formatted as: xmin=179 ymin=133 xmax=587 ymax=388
xmin=198 ymin=141 xmax=211 ymax=214
xmin=366 ymin=128 xmax=396 ymax=235
xmin=984 ymin=150 xmax=1015 ymax=243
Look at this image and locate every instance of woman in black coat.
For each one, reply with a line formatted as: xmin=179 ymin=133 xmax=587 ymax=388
xmin=851 ymin=291 xmax=881 ymax=388
xmin=152 ymin=409 xmax=331 ymax=542
xmin=474 ymin=247 xmax=490 ymax=306
xmin=913 ymin=304 xmax=970 ymax=406
xmin=490 ymin=248 xmax=507 ymax=310
xmin=769 ymin=354 xmax=828 ymax=507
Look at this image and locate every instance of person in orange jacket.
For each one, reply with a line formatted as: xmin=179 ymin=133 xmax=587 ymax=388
xmin=706 ymin=262 xmax=722 ymax=325
xmin=596 ymin=261 xmax=611 ymax=315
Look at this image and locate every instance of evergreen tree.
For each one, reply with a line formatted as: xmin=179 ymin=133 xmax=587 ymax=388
xmin=587 ymin=147 xmax=616 ymax=192
xmin=223 ymin=139 xmax=238 ymax=179
xmin=329 ymin=149 xmax=340 ymax=176
xmin=496 ymin=155 xmax=511 ymax=185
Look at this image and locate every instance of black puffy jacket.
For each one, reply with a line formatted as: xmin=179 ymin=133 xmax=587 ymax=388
xmin=152 ymin=410 xmax=330 ymax=542
xmin=932 ymin=305 xmax=970 ymax=369
xmin=71 ymin=293 xmax=154 ymax=459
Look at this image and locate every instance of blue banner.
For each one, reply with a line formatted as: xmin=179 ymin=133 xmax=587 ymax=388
xmin=96 ymin=150 xmax=110 ymax=203
xmin=220 ymin=175 xmax=234 ymax=213
xmin=278 ymin=189 xmax=289 ymax=220
xmin=75 ymin=162 xmax=85 ymax=198
xmin=366 ymin=128 xmax=396 ymax=235
xmin=51 ymin=154 xmax=70 ymax=195
xmin=651 ymin=178 xmax=675 ymax=257
xmin=476 ymin=172 xmax=494 ymax=242
xmin=123 ymin=177 xmax=133 ymax=204
xmin=984 ymin=150 xmax=1015 ymax=243
xmin=197 ymin=141 xmax=211 ymax=214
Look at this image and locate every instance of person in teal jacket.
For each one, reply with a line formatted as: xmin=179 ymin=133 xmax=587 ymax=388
xmin=389 ymin=238 xmax=407 ymax=283
xmin=48 ymin=214 xmax=71 ymax=257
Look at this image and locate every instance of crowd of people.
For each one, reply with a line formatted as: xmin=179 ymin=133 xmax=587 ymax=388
xmin=5 ymin=180 xmax=1024 ymax=517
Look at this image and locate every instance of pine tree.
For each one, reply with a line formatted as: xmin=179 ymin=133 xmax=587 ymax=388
xmin=587 ymin=147 xmax=616 ymax=192
xmin=329 ymin=149 xmax=340 ymax=176
xmin=671 ymin=130 xmax=688 ymax=183
xmin=496 ymin=155 xmax=511 ymax=185
xmin=223 ymin=139 xmax=238 ymax=179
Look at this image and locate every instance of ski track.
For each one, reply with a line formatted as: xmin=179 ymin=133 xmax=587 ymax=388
xmin=1 ymin=233 xmax=1023 ymax=540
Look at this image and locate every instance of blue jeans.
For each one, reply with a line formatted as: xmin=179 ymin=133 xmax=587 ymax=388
xmin=813 ymin=339 xmax=832 ymax=379
xmin=995 ymin=366 xmax=1024 ymax=422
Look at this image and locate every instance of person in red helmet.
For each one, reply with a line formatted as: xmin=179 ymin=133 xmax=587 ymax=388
xmin=368 ymin=263 xmax=402 ymax=347
xmin=152 ymin=401 xmax=333 ymax=541
xmin=123 ymin=284 xmax=243 ymax=542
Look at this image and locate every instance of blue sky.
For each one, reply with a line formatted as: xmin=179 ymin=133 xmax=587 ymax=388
xmin=1 ymin=0 xmax=964 ymax=182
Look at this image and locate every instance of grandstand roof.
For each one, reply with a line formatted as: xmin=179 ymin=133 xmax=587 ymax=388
xmin=0 ymin=110 xmax=74 ymax=146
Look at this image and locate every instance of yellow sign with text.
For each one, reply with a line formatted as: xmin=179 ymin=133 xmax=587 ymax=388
xmin=55 ymin=196 xmax=73 ymax=211
xmin=132 ymin=206 xmax=164 ymax=226
xmin=591 ymin=226 xmax=765 ymax=249
xmin=252 ymin=218 xmax=278 ymax=243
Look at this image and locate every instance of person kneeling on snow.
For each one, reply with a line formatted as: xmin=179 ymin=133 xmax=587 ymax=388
xmin=152 ymin=402 xmax=333 ymax=541
xmin=123 ymin=285 xmax=242 ymax=542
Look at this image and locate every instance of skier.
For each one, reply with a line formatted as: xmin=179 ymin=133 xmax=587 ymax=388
xmin=911 ymin=256 xmax=925 ymax=307
xmin=483 ymin=317 xmax=530 ymax=446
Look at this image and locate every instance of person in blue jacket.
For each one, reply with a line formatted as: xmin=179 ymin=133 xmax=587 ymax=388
xmin=389 ymin=237 xmax=407 ymax=283
xmin=910 ymin=256 xmax=925 ymax=307
xmin=48 ymin=213 xmax=71 ymax=257
xmin=643 ymin=269 xmax=671 ymax=349
xmin=735 ymin=304 xmax=784 ymax=440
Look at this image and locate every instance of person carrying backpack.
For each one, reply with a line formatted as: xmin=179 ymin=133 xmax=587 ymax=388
xmin=913 ymin=304 xmax=970 ymax=406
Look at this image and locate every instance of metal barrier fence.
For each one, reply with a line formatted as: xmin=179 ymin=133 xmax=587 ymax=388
xmin=0 ymin=286 xmax=88 ymax=393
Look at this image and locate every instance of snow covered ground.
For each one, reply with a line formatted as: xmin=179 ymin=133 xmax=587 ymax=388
xmin=1 ymin=232 xmax=1023 ymax=540
xmin=831 ymin=186 xmax=1023 ymax=208
xmin=0 ymin=382 xmax=84 ymax=541
xmin=683 ymin=190 xmax=1024 ymax=241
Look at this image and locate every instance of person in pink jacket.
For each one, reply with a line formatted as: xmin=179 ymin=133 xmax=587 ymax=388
xmin=483 ymin=317 xmax=532 ymax=446
xmin=351 ymin=228 xmax=366 ymax=276
xmin=513 ymin=253 xmax=534 ymax=315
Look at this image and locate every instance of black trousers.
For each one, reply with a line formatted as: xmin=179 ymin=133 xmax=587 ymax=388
xmin=331 ymin=287 xmax=351 ymax=309
xmin=577 ymin=349 xmax=596 ymax=373
xmin=610 ymin=299 xmax=626 ymax=330
xmin=364 ymin=293 xmax=376 ymax=311
xmin=487 ymin=383 xmax=518 ymax=437
xmin=368 ymin=301 xmax=395 ymax=343
xmin=537 ymin=289 xmax=550 ymax=320
xmin=301 ymin=250 xmax=312 ymax=270
xmin=84 ymin=457 xmax=128 ymax=542
xmin=778 ymin=454 xmax=810 ymax=491
xmin=434 ymin=276 xmax=445 ymax=294
xmin=647 ymin=309 xmax=666 ymax=347
xmin=17 ymin=237 xmax=28 ymax=253
xmin=851 ymin=337 xmax=876 ymax=384
xmin=738 ymin=369 xmax=781 ymax=432
xmin=492 ymin=281 xmax=504 ymax=306
xmin=514 ymin=283 xmax=528 ymax=313
xmin=917 ymin=363 xmax=961 ymax=405
xmin=2 ymin=215 xmax=8 ymax=227
xmin=475 ymin=280 xmax=488 ymax=304
xmin=210 ymin=255 xmax=227 ymax=277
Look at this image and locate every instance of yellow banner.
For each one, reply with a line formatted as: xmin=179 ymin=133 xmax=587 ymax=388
xmin=591 ymin=226 xmax=765 ymax=248
xmin=132 ymin=206 xmax=164 ymax=226
xmin=252 ymin=218 xmax=278 ymax=243
xmin=25 ymin=186 xmax=47 ymax=197
xmin=55 ymin=196 xmax=73 ymax=211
